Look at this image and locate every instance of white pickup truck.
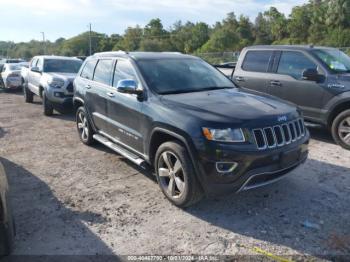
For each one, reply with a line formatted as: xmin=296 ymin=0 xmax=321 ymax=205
xmin=23 ymin=55 xmax=82 ymax=116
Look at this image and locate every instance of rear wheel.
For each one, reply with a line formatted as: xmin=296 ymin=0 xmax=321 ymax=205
xmin=42 ymin=90 xmax=54 ymax=116
xmin=76 ymin=106 xmax=94 ymax=145
xmin=155 ymin=141 xmax=203 ymax=207
xmin=331 ymin=109 xmax=350 ymax=150
xmin=23 ymin=84 xmax=33 ymax=103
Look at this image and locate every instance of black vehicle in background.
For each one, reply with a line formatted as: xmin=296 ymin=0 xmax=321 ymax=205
xmin=233 ymin=45 xmax=350 ymax=150
xmin=0 ymin=161 xmax=15 ymax=256
xmin=73 ymin=51 xmax=309 ymax=207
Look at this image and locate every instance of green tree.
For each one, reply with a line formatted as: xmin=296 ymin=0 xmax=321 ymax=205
xmin=326 ymin=0 xmax=350 ymax=28
xmin=264 ymin=7 xmax=287 ymax=42
xmin=121 ymin=26 xmax=143 ymax=51
xmin=288 ymin=5 xmax=311 ymax=43
xmin=308 ymin=0 xmax=328 ymax=44
xmin=254 ymin=12 xmax=272 ymax=44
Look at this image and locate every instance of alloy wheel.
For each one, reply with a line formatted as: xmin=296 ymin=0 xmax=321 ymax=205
xmin=158 ymin=151 xmax=185 ymax=199
xmin=77 ymin=111 xmax=89 ymax=141
xmin=338 ymin=117 xmax=350 ymax=145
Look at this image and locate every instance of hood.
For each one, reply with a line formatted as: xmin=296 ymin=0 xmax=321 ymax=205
xmin=160 ymin=88 xmax=299 ymax=125
xmin=46 ymin=72 xmax=77 ymax=82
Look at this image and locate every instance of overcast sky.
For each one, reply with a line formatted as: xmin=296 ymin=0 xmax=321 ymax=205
xmin=0 ymin=0 xmax=307 ymax=43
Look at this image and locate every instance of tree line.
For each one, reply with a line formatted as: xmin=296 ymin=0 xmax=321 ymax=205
xmin=1 ymin=0 xmax=350 ymax=62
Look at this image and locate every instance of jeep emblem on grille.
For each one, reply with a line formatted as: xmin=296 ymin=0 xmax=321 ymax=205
xmin=278 ymin=116 xmax=287 ymax=122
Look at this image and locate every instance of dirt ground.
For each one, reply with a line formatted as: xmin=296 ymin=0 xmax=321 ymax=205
xmin=0 ymin=90 xmax=349 ymax=260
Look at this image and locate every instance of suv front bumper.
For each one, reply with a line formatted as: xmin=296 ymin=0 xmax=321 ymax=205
xmin=193 ymin=131 xmax=310 ymax=196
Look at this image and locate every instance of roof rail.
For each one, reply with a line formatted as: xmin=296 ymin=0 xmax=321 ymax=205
xmin=161 ymin=52 xmax=182 ymax=55
xmin=93 ymin=50 xmax=128 ymax=57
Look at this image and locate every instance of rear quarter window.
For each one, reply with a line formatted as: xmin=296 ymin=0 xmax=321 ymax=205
xmin=242 ymin=50 xmax=273 ymax=72
xmin=80 ymin=60 xmax=97 ymax=80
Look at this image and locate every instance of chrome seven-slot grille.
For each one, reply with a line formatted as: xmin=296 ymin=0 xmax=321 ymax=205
xmin=252 ymin=118 xmax=306 ymax=150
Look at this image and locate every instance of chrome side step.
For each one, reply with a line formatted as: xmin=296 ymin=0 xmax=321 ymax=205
xmin=93 ymin=134 xmax=146 ymax=166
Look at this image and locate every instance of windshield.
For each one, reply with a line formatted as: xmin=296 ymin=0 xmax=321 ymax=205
xmin=312 ymin=49 xmax=350 ymax=73
xmin=9 ymin=64 xmax=22 ymax=70
xmin=44 ymin=59 xmax=82 ymax=73
xmin=136 ymin=58 xmax=235 ymax=94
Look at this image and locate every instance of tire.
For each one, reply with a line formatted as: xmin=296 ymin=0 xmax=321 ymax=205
xmin=42 ymin=90 xmax=54 ymax=116
xmin=331 ymin=109 xmax=350 ymax=150
xmin=76 ymin=106 xmax=94 ymax=145
xmin=23 ymin=84 xmax=33 ymax=103
xmin=0 ymin=197 xmax=15 ymax=256
xmin=155 ymin=141 xmax=203 ymax=207
xmin=0 ymin=78 xmax=4 ymax=89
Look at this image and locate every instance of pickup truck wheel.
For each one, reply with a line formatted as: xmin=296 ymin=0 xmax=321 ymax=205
xmin=23 ymin=84 xmax=33 ymax=103
xmin=332 ymin=109 xmax=350 ymax=150
xmin=42 ymin=91 xmax=54 ymax=116
xmin=76 ymin=106 xmax=94 ymax=145
xmin=155 ymin=141 xmax=203 ymax=207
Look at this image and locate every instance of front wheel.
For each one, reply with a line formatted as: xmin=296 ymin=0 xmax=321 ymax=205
xmin=42 ymin=90 xmax=54 ymax=116
xmin=23 ymin=84 xmax=33 ymax=103
xmin=155 ymin=141 xmax=203 ymax=207
xmin=331 ymin=109 xmax=350 ymax=150
xmin=76 ymin=106 xmax=94 ymax=145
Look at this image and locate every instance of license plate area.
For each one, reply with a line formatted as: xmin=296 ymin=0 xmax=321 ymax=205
xmin=280 ymin=149 xmax=300 ymax=168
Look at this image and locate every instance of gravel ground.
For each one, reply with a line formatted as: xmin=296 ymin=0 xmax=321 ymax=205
xmin=0 ymin=90 xmax=349 ymax=260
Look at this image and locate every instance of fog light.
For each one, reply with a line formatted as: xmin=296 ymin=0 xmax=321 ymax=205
xmin=54 ymin=92 xmax=63 ymax=97
xmin=216 ymin=162 xmax=238 ymax=173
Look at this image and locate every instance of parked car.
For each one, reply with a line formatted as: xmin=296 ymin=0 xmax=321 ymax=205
xmin=0 ymin=161 xmax=15 ymax=256
xmin=73 ymin=51 xmax=309 ymax=207
xmin=233 ymin=45 xmax=350 ymax=150
xmin=0 ymin=59 xmax=25 ymax=65
xmin=1 ymin=63 xmax=23 ymax=90
xmin=23 ymin=56 xmax=83 ymax=115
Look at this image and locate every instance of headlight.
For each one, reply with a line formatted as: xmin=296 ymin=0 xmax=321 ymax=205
xmin=202 ymin=127 xmax=245 ymax=142
xmin=47 ymin=78 xmax=65 ymax=88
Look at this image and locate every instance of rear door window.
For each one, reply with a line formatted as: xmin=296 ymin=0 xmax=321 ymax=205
xmin=80 ymin=60 xmax=97 ymax=80
xmin=242 ymin=51 xmax=273 ymax=72
xmin=277 ymin=51 xmax=317 ymax=79
xmin=93 ymin=59 xmax=114 ymax=85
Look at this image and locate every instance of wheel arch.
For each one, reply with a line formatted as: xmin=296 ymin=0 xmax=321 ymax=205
xmin=73 ymin=97 xmax=84 ymax=112
xmin=39 ymin=85 xmax=44 ymax=98
xmin=327 ymin=100 xmax=350 ymax=127
xmin=148 ymin=127 xmax=206 ymax=191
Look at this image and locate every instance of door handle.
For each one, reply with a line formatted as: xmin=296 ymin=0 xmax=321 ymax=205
xmin=106 ymin=92 xmax=115 ymax=97
xmin=85 ymin=84 xmax=91 ymax=89
xmin=235 ymin=76 xmax=245 ymax=82
xmin=270 ymin=80 xmax=282 ymax=87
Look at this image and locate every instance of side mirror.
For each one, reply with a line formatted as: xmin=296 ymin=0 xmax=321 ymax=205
xmin=31 ymin=66 xmax=41 ymax=73
xmin=302 ymin=68 xmax=319 ymax=82
xmin=116 ymin=79 xmax=142 ymax=95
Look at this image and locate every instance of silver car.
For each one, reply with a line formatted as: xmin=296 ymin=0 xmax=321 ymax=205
xmin=1 ymin=63 xmax=23 ymax=89
xmin=23 ymin=56 xmax=82 ymax=116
